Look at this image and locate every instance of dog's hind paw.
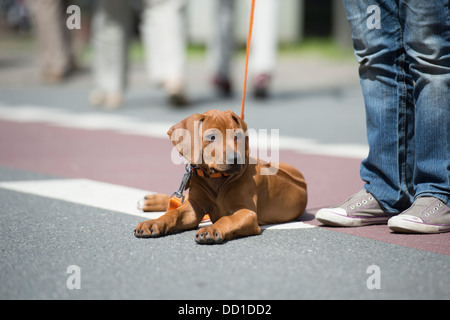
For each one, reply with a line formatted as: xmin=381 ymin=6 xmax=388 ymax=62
xmin=137 ymin=194 xmax=170 ymax=212
xmin=137 ymin=198 xmax=146 ymax=210
xmin=195 ymin=227 xmax=224 ymax=244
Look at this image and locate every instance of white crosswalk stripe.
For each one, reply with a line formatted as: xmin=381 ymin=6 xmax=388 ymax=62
xmin=0 ymin=178 xmax=315 ymax=230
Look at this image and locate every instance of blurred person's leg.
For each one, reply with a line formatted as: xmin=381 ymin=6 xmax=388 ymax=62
xmin=208 ymin=0 xmax=234 ymax=97
xmin=90 ymin=0 xmax=132 ymax=109
xmin=141 ymin=0 xmax=188 ymax=106
xmin=27 ymin=0 xmax=75 ymax=83
xmin=251 ymin=0 xmax=278 ymax=98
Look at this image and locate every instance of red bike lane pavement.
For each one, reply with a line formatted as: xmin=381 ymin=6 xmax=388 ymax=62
xmin=1 ymin=118 xmax=448 ymax=256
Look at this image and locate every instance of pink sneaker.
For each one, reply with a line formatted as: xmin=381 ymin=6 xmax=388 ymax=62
xmin=316 ymin=190 xmax=390 ymax=227
xmin=388 ymin=197 xmax=450 ymax=234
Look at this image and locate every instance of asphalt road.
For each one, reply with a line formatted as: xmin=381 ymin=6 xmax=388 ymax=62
xmin=1 ymin=167 xmax=449 ymax=300
xmin=0 ymin=51 xmax=449 ymax=300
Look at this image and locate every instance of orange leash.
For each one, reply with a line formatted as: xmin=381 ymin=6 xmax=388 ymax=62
xmin=240 ymin=0 xmax=256 ymax=121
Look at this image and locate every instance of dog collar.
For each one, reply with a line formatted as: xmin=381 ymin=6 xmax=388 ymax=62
xmin=168 ymin=164 xmax=229 ymax=210
xmin=190 ymin=164 xmax=230 ymax=178
xmin=167 ymin=164 xmax=216 ymax=224
xmin=169 ymin=164 xmax=228 ymax=209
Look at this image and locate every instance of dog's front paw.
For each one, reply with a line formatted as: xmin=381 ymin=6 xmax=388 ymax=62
xmin=134 ymin=219 xmax=168 ymax=238
xmin=195 ymin=226 xmax=224 ymax=244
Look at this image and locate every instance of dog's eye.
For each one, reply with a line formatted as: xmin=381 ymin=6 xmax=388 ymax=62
xmin=205 ymin=134 xmax=216 ymax=142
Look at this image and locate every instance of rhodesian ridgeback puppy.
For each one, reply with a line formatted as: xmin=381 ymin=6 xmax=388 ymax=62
xmin=134 ymin=109 xmax=307 ymax=244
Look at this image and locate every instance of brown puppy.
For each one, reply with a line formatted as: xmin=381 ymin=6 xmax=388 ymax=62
xmin=134 ymin=110 xmax=307 ymax=244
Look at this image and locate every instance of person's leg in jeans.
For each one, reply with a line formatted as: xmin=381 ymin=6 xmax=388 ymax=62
xmin=388 ymin=0 xmax=450 ymax=233
xmin=354 ymin=0 xmax=415 ymax=213
xmin=400 ymin=0 xmax=450 ymax=204
xmin=316 ymin=0 xmax=415 ymax=226
xmin=317 ymin=0 xmax=450 ymax=232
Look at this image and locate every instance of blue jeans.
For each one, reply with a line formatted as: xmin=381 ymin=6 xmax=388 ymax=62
xmin=343 ymin=0 xmax=450 ymax=213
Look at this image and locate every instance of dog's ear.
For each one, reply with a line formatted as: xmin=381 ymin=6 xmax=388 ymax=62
xmin=168 ymin=113 xmax=205 ymax=163
xmin=225 ymin=110 xmax=250 ymax=161
xmin=226 ymin=110 xmax=247 ymax=131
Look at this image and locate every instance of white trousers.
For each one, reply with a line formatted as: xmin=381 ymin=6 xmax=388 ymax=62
xmin=92 ymin=0 xmax=187 ymax=93
xmin=209 ymin=0 xmax=278 ymax=79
